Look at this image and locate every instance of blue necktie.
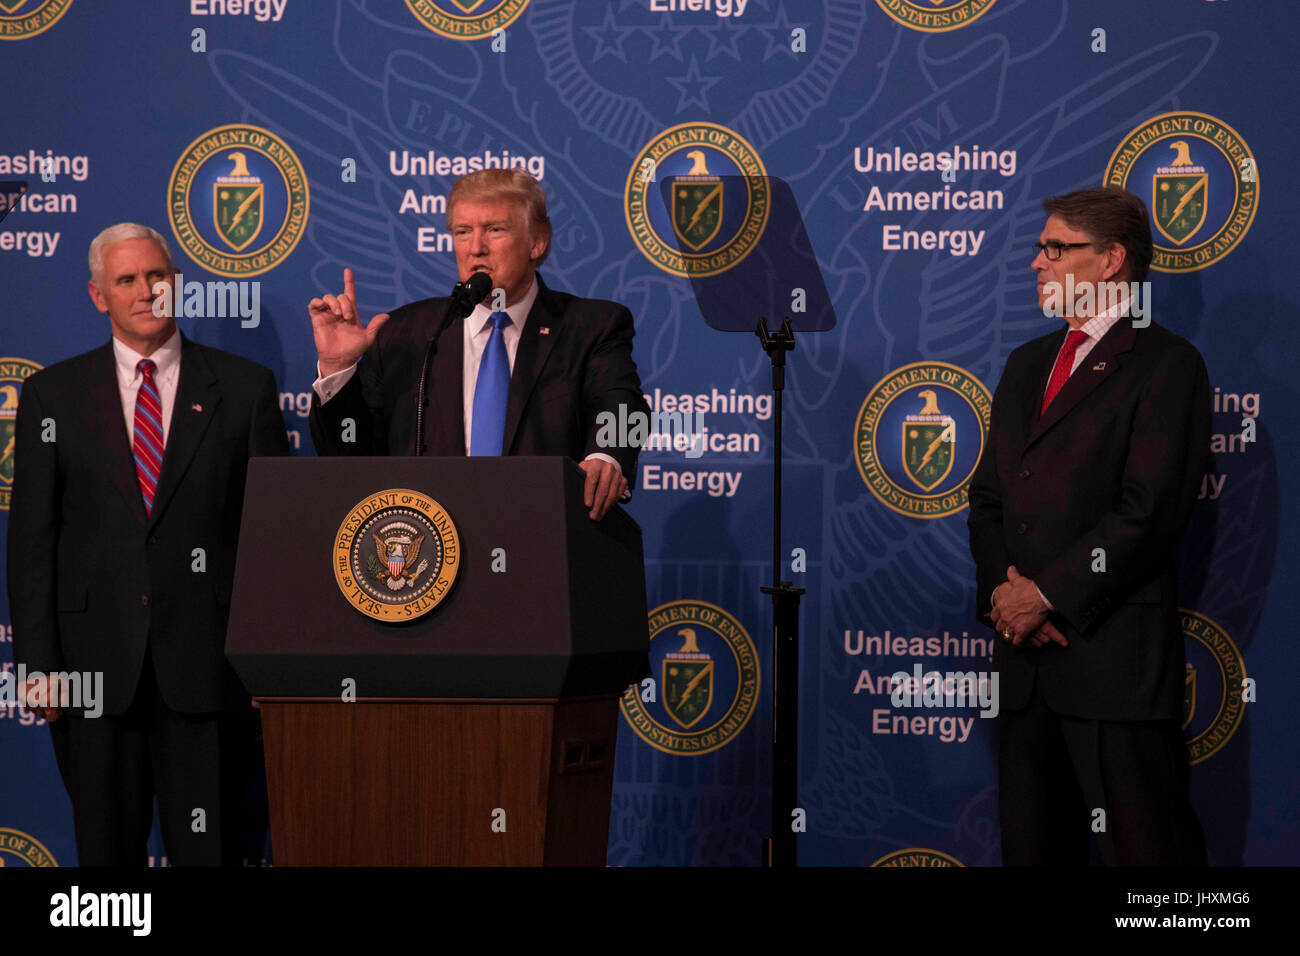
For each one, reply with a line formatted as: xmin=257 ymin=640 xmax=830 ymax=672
xmin=470 ymin=311 xmax=512 ymax=455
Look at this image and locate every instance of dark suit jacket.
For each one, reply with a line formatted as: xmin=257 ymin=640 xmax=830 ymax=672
xmin=7 ymin=334 xmax=289 ymax=716
xmin=308 ymin=273 xmax=650 ymax=483
xmin=967 ymin=319 xmax=1211 ymax=721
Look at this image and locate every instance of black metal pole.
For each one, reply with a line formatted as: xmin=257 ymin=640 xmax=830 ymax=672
xmin=757 ymin=318 xmax=805 ymax=868
xmin=773 ymin=346 xmax=782 ymax=588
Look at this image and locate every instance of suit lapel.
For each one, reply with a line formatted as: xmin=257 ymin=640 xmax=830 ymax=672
xmin=431 ymin=306 xmax=465 ymax=456
xmin=1019 ymin=331 xmax=1063 ymax=441
xmin=1025 ymin=319 xmax=1137 ymax=451
xmin=86 ymin=343 xmax=147 ymax=521
xmin=502 ymin=275 xmax=563 ymax=455
xmin=147 ymin=335 xmax=220 ymax=529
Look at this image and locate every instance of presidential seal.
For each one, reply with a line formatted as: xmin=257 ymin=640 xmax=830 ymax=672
xmin=333 ymin=489 xmax=460 ymax=622
xmin=625 ymin=123 xmax=769 ymax=278
xmin=0 ymin=827 xmax=57 ymax=866
xmin=404 ymin=0 xmax=529 ymax=40
xmin=874 ymin=0 xmax=997 ymax=33
xmin=0 ymin=356 xmax=42 ymax=511
xmin=0 ymin=0 xmax=74 ymax=41
xmin=871 ymin=847 xmax=963 ymax=866
xmin=854 ymin=362 xmax=992 ymax=518
xmin=1181 ymin=609 xmax=1246 ymax=766
xmin=167 ymin=124 xmax=309 ymax=278
xmin=621 ymin=600 xmax=760 ymax=756
xmin=1104 ymin=112 xmax=1258 ymax=273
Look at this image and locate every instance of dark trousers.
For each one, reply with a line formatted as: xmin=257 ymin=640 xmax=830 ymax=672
xmin=997 ymin=680 xmax=1207 ymax=866
xmin=49 ymin=645 xmax=257 ymax=867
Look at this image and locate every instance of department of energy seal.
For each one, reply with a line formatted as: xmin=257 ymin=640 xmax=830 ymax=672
xmin=0 ymin=0 xmax=74 ymax=40
xmin=167 ymin=124 xmax=309 ymax=278
xmin=333 ymin=489 xmax=460 ymax=622
xmin=1104 ymin=111 xmax=1257 ymax=273
xmin=1181 ymin=609 xmax=1246 ymax=766
xmin=621 ymin=600 xmax=760 ymax=756
xmin=0 ymin=828 xmax=57 ymax=866
xmin=625 ymin=123 xmax=769 ymax=278
xmin=871 ymin=848 xmax=963 ymax=866
xmin=0 ymin=356 xmax=42 ymax=511
xmin=874 ymin=0 xmax=997 ymax=33
xmin=404 ymin=0 xmax=529 ymax=40
xmin=854 ymin=362 xmax=992 ymax=518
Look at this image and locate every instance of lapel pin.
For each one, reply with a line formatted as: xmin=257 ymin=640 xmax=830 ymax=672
xmin=539 ymin=327 xmax=550 ymax=335
xmin=191 ymin=402 xmax=203 ymax=412
xmin=1092 ymin=361 xmax=1106 ymax=371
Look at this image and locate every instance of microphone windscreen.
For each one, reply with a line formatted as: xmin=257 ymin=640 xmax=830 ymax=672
xmin=464 ymin=270 xmax=493 ymax=303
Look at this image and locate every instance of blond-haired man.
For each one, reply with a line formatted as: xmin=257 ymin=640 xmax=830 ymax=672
xmin=308 ymin=169 xmax=648 ymax=519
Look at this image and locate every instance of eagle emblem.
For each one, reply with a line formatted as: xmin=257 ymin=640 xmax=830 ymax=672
xmin=367 ymin=523 xmax=429 ymax=591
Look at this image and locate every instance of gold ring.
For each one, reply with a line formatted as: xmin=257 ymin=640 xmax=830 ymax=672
xmin=1002 ymin=628 xmax=1013 ymax=640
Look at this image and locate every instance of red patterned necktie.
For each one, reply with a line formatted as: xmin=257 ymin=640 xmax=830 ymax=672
xmin=1040 ymin=329 xmax=1090 ymax=416
xmin=132 ymin=358 xmax=165 ymax=515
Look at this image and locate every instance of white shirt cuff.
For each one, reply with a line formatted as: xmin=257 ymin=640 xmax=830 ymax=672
xmin=1035 ymin=584 xmax=1054 ymax=611
xmin=312 ymin=362 xmax=358 ymax=404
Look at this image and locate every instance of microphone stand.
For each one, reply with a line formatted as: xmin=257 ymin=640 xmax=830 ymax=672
xmin=414 ymin=276 xmax=491 ymax=454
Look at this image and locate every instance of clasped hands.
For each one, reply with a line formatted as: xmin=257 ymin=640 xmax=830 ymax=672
xmin=991 ymin=565 xmax=1069 ymax=649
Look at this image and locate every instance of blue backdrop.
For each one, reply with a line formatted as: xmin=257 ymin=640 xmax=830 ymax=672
xmin=1 ymin=0 xmax=1295 ymax=866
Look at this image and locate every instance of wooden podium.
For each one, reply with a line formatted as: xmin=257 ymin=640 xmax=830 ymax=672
xmin=226 ymin=457 xmax=649 ymax=866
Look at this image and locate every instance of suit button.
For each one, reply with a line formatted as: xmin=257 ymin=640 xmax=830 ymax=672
xmin=140 ymin=594 xmax=149 ymax=607
xmin=1019 ymin=467 xmax=1031 ymax=479
xmin=1016 ymin=522 xmax=1028 ymax=534
xmin=147 ymin=535 xmax=157 ymax=545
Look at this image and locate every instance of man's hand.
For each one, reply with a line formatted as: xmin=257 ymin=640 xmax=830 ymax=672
xmin=309 ymin=268 xmax=390 ymax=377
xmin=579 ymin=458 xmax=628 ymax=520
xmin=1026 ymin=619 xmax=1069 ymax=649
xmin=990 ymin=565 xmax=1050 ymax=645
xmin=21 ymin=675 xmax=62 ymax=722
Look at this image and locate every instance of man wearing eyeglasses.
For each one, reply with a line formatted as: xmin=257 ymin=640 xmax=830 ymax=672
xmin=967 ymin=187 xmax=1211 ymax=866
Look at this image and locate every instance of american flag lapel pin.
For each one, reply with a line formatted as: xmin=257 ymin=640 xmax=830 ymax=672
xmin=1092 ymin=361 xmax=1106 ymax=371
xmin=191 ymin=402 xmax=203 ymax=412
xmin=539 ymin=327 xmax=550 ymax=335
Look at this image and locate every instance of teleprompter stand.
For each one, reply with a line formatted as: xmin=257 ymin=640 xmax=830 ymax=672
xmin=658 ymin=176 xmax=836 ymax=867
xmin=757 ymin=317 xmax=806 ymax=868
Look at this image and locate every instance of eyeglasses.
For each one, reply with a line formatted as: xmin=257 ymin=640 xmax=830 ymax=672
xmin=1033 ymin=241 xmax=1093 ymax=261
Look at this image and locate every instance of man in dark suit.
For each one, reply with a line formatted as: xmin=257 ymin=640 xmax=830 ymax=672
xmin=967 ymin=187 xmax=1210 ymax=866
xmin=7 ymin=223 xmax=289 ymax=865
xmin=307 ymin=169 xmax=648 ymax=518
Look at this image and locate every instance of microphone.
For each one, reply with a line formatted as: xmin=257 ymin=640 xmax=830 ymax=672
xmin=415 ymin=271 xmax=498 ymax=455
xmin=449 ymin=271 xmax=494 ymax=316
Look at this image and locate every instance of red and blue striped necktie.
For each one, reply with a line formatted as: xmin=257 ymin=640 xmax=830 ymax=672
xmin=132 ymin=358 xmax=165 ymax=515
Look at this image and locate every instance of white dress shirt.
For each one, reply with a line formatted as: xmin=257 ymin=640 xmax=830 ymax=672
xmin=461 ymin=276 xmax=538 ymax=453
xmin=312 ymin=277 xmax=621 ymax=471
xmin=114 ymin=327 xmax=182 ymax=446
xmin=1041 ymin=294 xmax=1129 ymax=391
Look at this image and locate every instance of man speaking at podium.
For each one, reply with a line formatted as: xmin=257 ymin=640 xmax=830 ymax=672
xmin=967 ymin=188 xmax=1210 ymax=866
xmin=308 ymin=169 xmax=649 ymax=520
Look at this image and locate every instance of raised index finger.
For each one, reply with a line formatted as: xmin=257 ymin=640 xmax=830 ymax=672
xmin=344 ymin=267 xmax=356 ymax=303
